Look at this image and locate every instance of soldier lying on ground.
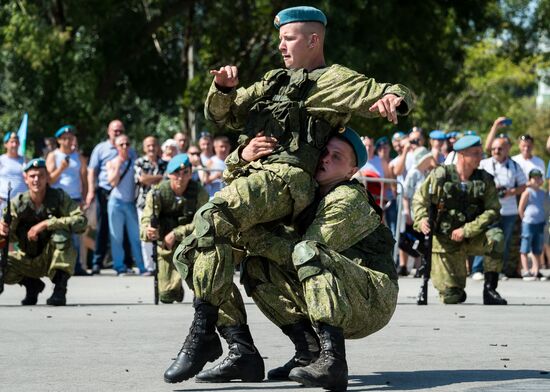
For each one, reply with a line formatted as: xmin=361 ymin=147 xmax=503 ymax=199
xmin=0 ymin=158 xmax=87 ymax=306
xmin=164 ymin=5 xmax=413 ymax=384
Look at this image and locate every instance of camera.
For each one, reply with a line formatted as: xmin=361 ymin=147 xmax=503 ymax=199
xmin=64 ymin=155 xmax=70 ymax=163
xmin=496 ymin=186 xmax=507 ymax=198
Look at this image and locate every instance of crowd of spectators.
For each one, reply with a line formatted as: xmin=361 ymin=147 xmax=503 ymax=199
xmin=1 ymin=117 xmax=548 ymax=281
xmin=354 ymin=117 xmax=550 ymax=281
xmin=0 ymin=119 xmax=231 ymax=276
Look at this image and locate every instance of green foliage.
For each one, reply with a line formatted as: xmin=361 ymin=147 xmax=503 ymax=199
xmin=0 ymin=0 xmax=548 ymax=158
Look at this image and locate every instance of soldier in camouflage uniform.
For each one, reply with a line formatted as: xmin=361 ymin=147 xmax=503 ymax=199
xmin=194 ymin=128 xmax=398 ymax=391
xmin=412 ymin=136 xmax=507 ymax=305
xmin=140 ymin=154 xmax=208 ymax=303
xmin=0 ymin=158 xmax=87 ymax=306
xmin=165 ymin=6 xmax=413 ymax=384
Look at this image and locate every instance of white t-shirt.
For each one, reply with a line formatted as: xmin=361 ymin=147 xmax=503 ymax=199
xmin=479 ymin=157 xmax=527 ymax=216
xmin=512 ymin=154 xmax=545 ymax=178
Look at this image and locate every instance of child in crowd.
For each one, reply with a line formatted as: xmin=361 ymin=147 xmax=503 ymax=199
xmin=518 ymin=168 xmax=547 ymax=281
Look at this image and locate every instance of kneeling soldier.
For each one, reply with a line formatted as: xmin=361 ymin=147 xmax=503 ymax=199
xmin=413 ymin=136 xmax=507 ymax=305
xmin=0 ymin=158 xmax=87 ymax=305
xmin=140 ymin=154 xmax=208 ymax=303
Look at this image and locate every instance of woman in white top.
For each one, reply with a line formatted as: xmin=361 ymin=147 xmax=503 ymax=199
xmin=0 ymin=132 xmax=27 ymax=211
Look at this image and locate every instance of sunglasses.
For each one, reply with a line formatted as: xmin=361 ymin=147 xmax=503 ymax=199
xmin=188 ymin=152 xmax=200 ymax=155
xmin=118 ymin=142 xmax=130 ymax=147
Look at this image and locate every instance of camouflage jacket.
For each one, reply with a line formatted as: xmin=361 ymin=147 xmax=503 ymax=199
xmin=140 ymin=179 xmax=208 ymax=245
xmin=205 ymin=64 xmax=414 ymax=131
xmin=4 ymin=187 xmax=87 ymax=256
xmin=412 ymin=164 xmax=501 ymax=252
xmin=240 ymin=181 xmax=397 ymax=281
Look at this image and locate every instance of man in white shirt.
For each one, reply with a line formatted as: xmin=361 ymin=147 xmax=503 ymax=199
xmin=512 ymin=134 xmax=545 ymax=178
xmin=475 ymin=136 xmax=526 ymax=276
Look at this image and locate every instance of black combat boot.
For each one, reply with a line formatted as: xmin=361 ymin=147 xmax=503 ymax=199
xmin=164 ymin=298 xmax=222 ymax=383
xmin=19 ymin=278 xmax=46 ymax=305
xmin=46 ymin=270 xmax=70 ymax=306
xmin=268 ymin=320 xmax=320 ymax=380
xmin=483 ymin=272 xmax=507 ymax=305
xmin=195 ymin=324 xmax=265 ymax=382
xmin=288 ymin=323 xmax=348 ymax=391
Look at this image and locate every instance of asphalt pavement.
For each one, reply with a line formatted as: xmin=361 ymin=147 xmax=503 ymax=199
xmin=1 ymin=270 xmax=550 ymax=392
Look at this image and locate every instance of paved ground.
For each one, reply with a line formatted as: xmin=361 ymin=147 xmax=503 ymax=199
xmin=1 ymin=271 xmax=550 ymax=392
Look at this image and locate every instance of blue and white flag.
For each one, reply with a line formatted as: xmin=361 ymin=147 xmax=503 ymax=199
xmin=16 ymin=112 xmax=28 ymax=157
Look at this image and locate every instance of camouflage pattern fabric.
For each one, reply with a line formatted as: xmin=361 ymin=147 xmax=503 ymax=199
xmin=3 ymin=187 xmax=86 ymax=283
xmin=412 ymin=165 xmax=505 ymax=301
xmin=241 ymin=182 xmax=398 ymax=339
xmin=140 ymin=179 xmax=208 ymax=301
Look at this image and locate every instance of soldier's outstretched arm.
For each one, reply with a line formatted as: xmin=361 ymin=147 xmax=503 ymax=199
xmin=204 ymin=69 xmax=281 ymax=130
xmin=307 ymin=65 xmax=415 ymax=123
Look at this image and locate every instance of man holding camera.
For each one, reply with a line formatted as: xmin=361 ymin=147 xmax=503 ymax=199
xmin=477 ymin=134 xmax=526 ymax=276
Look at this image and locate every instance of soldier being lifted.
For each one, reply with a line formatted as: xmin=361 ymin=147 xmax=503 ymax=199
xmin=140 ymin=154 xmax=208 ymax=304
xmin=412 ymin=136 xmax=507 ymax=305
xmin=0 ymin=158 xmax=87 ymax=306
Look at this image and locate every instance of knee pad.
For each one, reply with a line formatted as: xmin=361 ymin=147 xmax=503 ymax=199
xmin=292 ymin=240 xmax=323 ymax=282
xmin=485 ymin=227 xmax=504 ymax=259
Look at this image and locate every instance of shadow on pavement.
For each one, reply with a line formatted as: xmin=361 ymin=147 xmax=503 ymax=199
xmin=349 ymin=369 xmax=550 ymax=390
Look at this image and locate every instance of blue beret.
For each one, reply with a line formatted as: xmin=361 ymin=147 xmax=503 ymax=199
xmin=429 ymin=130 xmax=446 ymax=140
xmin=3 ymin=132 xmax=17 ymax=143
xmin=375 ymin=136 xmax=389 ymax=149
xmin=446 ymin=131 xmax=458 ymax=139
xmin=167 ymin=154 xmax=191 ymax=174
xmin=274 ymin=6 xmax=327 ymax=29
xmin=463 ymin=130 xmax=478 ymax=136
xmin=392 ymin=131 xmax=406 ymax=141
xmin=23 ymin=158 xmax=47 ymax=172
xmin=453 ymin=135 xmax=482 ymax=152
xmin=338 ymin=127 xmax=367 ymax=168
xmin=55 ymin=125 xmax=76 ymax=138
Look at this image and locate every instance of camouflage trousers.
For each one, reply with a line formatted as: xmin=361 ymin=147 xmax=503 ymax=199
xmin=244 ymin=241 xmax=399 ymax=340
xmin=173 ymin=165 xmax=316 ymax=326
xmin=4 ymin=236 xmax=76 ymax=284
xmin=157 ymin=247 xmax=184 ymax=303
xmin=432 ymin=227 xmax=504 ymax=301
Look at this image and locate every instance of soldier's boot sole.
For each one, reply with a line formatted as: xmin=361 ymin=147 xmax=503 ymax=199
xmin=288 ymin=359 xmax=348 ymax=392
xmin=195 ymin=351 xmax=265 ymax=383
xmin=163 ymin=333 xmax=222 ymax=383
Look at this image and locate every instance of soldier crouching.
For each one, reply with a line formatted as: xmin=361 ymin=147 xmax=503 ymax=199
xmin=412 ymin=136 xmax=507 ymax=305
xmin=140 ymin=154 xmax=208 ymax=303
xmin=0 ymin=158 xmax=87 ymax=305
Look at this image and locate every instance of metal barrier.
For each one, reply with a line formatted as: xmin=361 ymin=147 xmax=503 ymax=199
xmin=357 ymin=176 xmax=403 ymax=265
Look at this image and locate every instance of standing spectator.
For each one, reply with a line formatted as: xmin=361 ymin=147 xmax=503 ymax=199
xmin=443 ymin=131 xmax=459 ymax=165
xmin=161 ymin=139 xmax=178 ymax=162
xmin=42 ymin=137 xmax=57 ymax=158
xmin=46 ymin=125 xmax=89 ymax=275
xmin=518 ymin=169 xmax=547 ymax=280
xmin=0 ymin=132 xmax=27 ymax=212
xmin=405 ymin=127 xmax=425 ymax=172
xmin=483 ymin=116 xmax=510 ymax=155
xmin=428 ymin=130 xmax=446 ymax=164
xmin=400 ymin=147 xmax=438 ymax=276
xmin=371 ymin=136 xmax=397 ymax=235
xmin=106 ymin=134 xmax=146 ymax=275
xmin=475 ymin=135 xmax=527 ymax=277
xmin=198 ymin=131 xmax=215 ymax=166
xmin=359 ymin=136 xmax=376 ymax=173
xmin=85 ymin=119 xmax=137 ymax=274
xmin=512 ymin=134 xmax=545 ymax=178
xmin=174 ymin=131 xmax=189 ymax=153
xmin=186 ymin=144 xmax=204 ymax=183
xmin=135 ymin=136 xmax=167 ymax=274
xmin=202 ymin=136 xmax=231 ymax=199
